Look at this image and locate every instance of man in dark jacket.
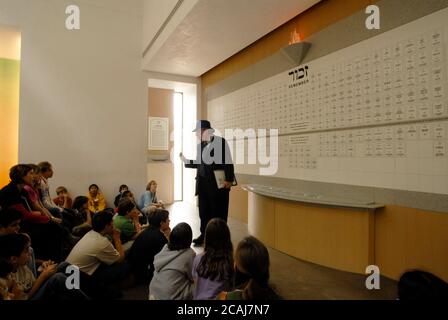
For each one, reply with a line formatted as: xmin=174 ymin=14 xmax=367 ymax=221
xmin=180 ymin=120 xmax=235 ymax=245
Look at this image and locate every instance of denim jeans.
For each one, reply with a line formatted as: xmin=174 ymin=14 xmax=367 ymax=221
xmin=30 ymin=262 xmax=90 ymax=300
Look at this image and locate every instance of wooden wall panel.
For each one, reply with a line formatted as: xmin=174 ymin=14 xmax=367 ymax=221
xmin=275 ymin=200 xmax=373 ymax=274
xmin=248 ymin=192 xmax=276 ymax=248
xmin=375 ymin=206 xmax=448 ymax=282
xmin=229 ymin=185 xmax=248 ymax=223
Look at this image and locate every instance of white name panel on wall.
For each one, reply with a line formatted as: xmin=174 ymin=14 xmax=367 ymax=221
xmin=148 ymin=117 xmax=169 ymax=151
xmin=207 ymin=7 xmax=448 ymax=195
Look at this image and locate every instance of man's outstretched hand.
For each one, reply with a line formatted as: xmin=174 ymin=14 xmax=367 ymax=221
xmin=179 ymin=152 xmax=187 ymax=163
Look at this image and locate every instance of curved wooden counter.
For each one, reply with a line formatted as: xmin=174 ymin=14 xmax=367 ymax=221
xmin=242 ymin=184 xmax=384 ymax=274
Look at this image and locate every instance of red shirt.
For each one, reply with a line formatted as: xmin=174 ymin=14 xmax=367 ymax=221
xmin=23 ymin=185 xmax=39 ymax=203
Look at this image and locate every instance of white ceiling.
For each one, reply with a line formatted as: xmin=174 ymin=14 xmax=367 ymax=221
xmin=142 ymin=0 xmax=321 ymax=77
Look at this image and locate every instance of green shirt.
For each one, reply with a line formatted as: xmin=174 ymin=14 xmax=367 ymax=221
xmin=113 ymin=215 xmax=136 ymax=243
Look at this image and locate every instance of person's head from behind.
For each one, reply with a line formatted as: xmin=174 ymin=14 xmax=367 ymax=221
xmin=0 ymin=233 xmax=31 ymax=271
xmin=398 ymin=270 xmax=448 ymax=300
xmin=119 ymin=184 xmax=129 ymax=193
xmin=56 ymin=186 xmax=68 ymax=199
xmin=234 ymin=236 xmax=278 ymax=300
xmin=73 ymin=196 xmax=89 ymax=211
xmin=122 ymin=190 xmax=133 ymax=199
xmin=148 ymin=209 xmax=169 ymax=231
xmin=88 ymin=184 xmax=100 ymax=197
xmin=146 ymin=180 xmax=157 ymax=193
xmin=197 ymin=218 xmax=233 ymax=281
xmin=117 ymin=198 xmax=138 ymax=219
xmin=0 ymin=208 xmax=22 ymax=235
xmin=38 ymin=161 xmax=53 ymax=179
xmin=168 ymin=223 xmax=192 ymax=251
xmin=9 ymin=164 xmax=34 ymax=186
xmin=91 ymin=211 xmax=114 ymax=235
xmin=204 ymin=218 xmax=232 ymax=253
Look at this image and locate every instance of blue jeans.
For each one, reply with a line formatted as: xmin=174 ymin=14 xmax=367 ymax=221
xmin=31 ymin=262 xmax=90 ymax=300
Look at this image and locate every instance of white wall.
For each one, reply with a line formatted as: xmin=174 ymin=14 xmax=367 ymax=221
xmin=0 ymin=0 xmax=147 ymax=204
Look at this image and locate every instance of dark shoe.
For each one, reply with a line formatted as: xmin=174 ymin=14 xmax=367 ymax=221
xmin=192 ymin=235 xmax=204 ymax=246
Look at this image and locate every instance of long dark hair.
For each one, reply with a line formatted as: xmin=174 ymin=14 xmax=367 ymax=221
xmin=168 ymin=223 xmax=192 ymax=251
xmin=398 ymin=270 xmax=448 ymax=300
xmin=235 ymin=236 xmax=279 ymax=300
xmin=196 ymin=218 xmax=233 ymax=281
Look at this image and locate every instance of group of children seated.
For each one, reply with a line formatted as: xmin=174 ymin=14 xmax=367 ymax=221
xmin=1 ymin=162 xmax=448 ymax=300
xmin=0 ymin=162 xmax=278 ymax=300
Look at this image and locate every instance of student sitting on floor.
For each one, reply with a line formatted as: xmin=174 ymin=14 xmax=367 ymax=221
xmin=37 ymin=162 xmax=65 ymax=219
xmin=149 ymin=222 xmax=196 ymax=300
xmin=0 ymin=164 xmax=64 ymax=262
xmin=217 ymin=236 xmax=279 ymax=300
xmin=0 ymin=257 xmax=15 ymax=300
xmin=23 ymin=165 xmax=61 ymax=224
xmin=119 ymin=190 xmax=147 ymax=225
xmin=113 ymin=198 xmax=143 ymax=244
xmin=53 ymin=186 xmax=73 ymax=209
xmin=0 ymin=207 xmax=38 ymax=277
xmin=87 ymin=184 xmax=107 ymax=213
xmin=0 ymin=207 xmax=22 ymax=236
xmin=139 ymin=180 xmax=164 ymax=216
xmin=127 ymin=208 xmax=170 ymax=284
xmin=24 ymin=165 xmax=79 ymax=255
xmin=71 ymin=196 xmax=93 ymax=238
xmin=192 ymin=218 xmax=233 ymax=300
xmin=36 ymin=163 xmax=82 ymax=234
xmin=114 ymin=184 xmax=129 ymax=208
xmin=66 ymin=210 xmax=129 ymax=297
xmin=0 ymin=233 xmax=89 ymax=300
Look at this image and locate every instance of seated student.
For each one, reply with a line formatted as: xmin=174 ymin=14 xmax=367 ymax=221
xmin=66 ymin=211 xmax=129 ymax=293
xmin=53 ymin=186 xmax=73 ymax=209
xmin=119 ymin=190 xmax=147 ymax=225
xmin=0 ymin=164 xmax=64 ymax=262
xmin=127 ymin=209 xmax=170 ymax=284
xmin=87 ymin=184 xmax=107 ymax=213
xmin=0 ymin=233 xmax=89 ymax=300
xmin=25 ymin=165 xmax=79 ymax=254
xmin=114 ymin=184 xmax=129 ymax=208
xmin=0 ymin=257 xmax=15 ymax=300
xmin=36 ymin=163 xmax=81 ymax=234
xmin=192 ymin=218 xmax=233 ymax=300
xmin=23 ymin=165 xmax=62 ymax=224
xmin=0 ymin=207 xmax=22 ymax=235
xmin=113 ymin=198 xmax=142 ymax=245
xmin=71 ymin=196 xmax=93 ymax=238
xmin=0 ymin=207 xmax=37 ymax=277
xmin=398 ymin=270 xmax=448 ymax=300
xmin=37 ymin=162 xmax=65 ymax=218
xmin=217 ymin=236 xmax=279 ymax=300
xmin=149 ymin=222 xmax=196 ymax=300
xmin=139 ymin=180 xmax=164 ymax=216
